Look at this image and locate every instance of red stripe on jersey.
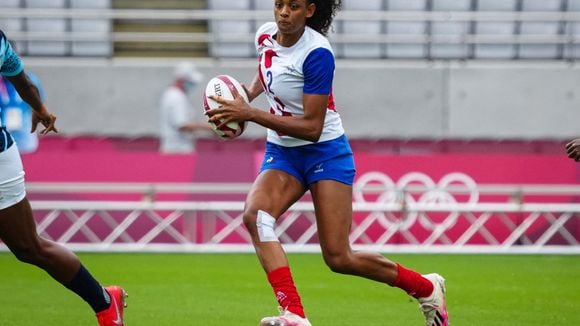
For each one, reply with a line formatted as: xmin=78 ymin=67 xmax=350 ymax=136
xmin=328 ymin=91 xmax=336 ymax=112
xmin=264 ymin=49 xmax=278 ymax=69
xmin=258 ymin=33 xmax=270 ymax=46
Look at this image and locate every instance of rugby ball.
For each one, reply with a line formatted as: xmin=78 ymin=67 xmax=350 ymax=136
xmin=203 ymin=75 xmax=249 ymax=139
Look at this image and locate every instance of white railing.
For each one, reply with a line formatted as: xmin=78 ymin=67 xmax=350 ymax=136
xmin=0 ymin=182 xmax=577 ymax=254
xmin=24 ymin=181 xmax=580 ymax=203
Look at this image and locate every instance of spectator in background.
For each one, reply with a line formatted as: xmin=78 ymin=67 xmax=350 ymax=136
xmin=566 ymin=138 xmax=580 ymax=161
xmin=159 ymin=61 xmax=212 ymax=153
xmin=0 ymin=73 xmax=42 ymax=154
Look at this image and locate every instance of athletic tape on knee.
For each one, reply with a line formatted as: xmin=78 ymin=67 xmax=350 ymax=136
xmin=256 ymin=210 xmax=279 ymax=242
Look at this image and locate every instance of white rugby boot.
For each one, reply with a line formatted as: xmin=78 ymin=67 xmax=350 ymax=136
xmin=259 ymin=308 xmax=312 ymax=326
xmin=418 ymin=273 xmax=450 ymax=326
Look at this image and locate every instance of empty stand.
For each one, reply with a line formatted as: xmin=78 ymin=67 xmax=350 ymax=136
xmin=340 ymin=0 xmax=385 ymax=58
xmin=208 ymin=0 xmax=254 ymax=58
xmin=474 ymin=0 xmax=518 ymax=59
xmin=70 ymin=0 xmax=112 ymax=57
xmin=0 ymin=0 xmax=25 ymax=52
xmin=254 ymin=0 xmax=274 ymax=28
xmin=24 ymin=0 xmax=68 ymax=56
xmin=565 ymin=0 xmax=580 ymax=59
xmin=0 ymin=0 xmax=23 ymax=32
xmin=113 ymin=0 xmax=208 ymax=58
xmin=386 ymin=0 xmax=429 ymax=58
xmin=519 ymin=0 xmax=564 ymax=59
xmin=430 ymin=0 xmax=473 ymax=59
xmin=1 ymin=0 xmax=578 ymax=60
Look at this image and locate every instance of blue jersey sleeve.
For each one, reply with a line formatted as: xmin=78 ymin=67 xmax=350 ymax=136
xmin=303 ymin=48 xmax=334 ymax=95
xmin=0 ymin=31 xmax=24 ymax=77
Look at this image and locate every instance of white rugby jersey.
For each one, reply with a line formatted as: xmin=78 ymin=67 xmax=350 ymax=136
xmin=255 ymin=22 xmax=344 ymax=147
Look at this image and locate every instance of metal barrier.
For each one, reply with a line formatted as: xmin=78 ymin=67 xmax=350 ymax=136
xmin=0 ymin=182 xmax=577 ymax=254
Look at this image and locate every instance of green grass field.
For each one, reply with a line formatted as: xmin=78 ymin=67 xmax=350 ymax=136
xmin=0 ymin=253 xmax=579 ymax=325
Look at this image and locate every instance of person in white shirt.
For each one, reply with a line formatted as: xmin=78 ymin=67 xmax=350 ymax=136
xmin=159 ymin=62 xmax=211 ymax=153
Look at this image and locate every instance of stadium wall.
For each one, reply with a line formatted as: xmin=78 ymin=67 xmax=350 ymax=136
xmin=22 ymin=137 xmax=579 ymax=186
xmin=24 ymin=59 xmax=580 ymax=140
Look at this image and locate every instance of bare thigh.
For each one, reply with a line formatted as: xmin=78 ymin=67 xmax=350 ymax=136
xmin=0 ymin=198 xmax=80 ymax=283
xmin=310 ymin=180 xmax=397 ymax=283
xmin=0 ymin=198 xmax=41 ymax=250
xmin=309 ymin=180 xmax=353 ymax=257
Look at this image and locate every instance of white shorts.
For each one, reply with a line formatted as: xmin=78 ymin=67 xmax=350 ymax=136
xmin=0 ymin=144 xmax=26 ymax=210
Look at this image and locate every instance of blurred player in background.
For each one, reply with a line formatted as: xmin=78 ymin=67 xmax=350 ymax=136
xmin=0 ymin=30 xmax=127 ymax=326
xmin=206 ymin=1 xmax=449 ymax=325
xmin=159 ymin=61 xmax=212 ymax=153
xmin=566 ymin=139 xmax=580 ymax=161
xmin=0 ymin=72 xmax=42 ymax=154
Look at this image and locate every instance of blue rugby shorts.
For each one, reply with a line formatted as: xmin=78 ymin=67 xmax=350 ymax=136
xmin=259 ymin=134 xmax=356 ymax=187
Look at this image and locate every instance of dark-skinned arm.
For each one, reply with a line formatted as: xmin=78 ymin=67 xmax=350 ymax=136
xmin=6 ymin=71 xmax=57 ymax=134
xmin=207 ymin=91 xmax=328 ymax=143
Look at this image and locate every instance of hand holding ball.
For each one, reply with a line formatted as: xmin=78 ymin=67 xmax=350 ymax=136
xmin=203 ymin=75 xmax=248 ymax=139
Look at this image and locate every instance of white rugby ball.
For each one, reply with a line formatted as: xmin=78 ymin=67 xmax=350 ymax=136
xmin=203 ymin=75 xmax=249 ymax=139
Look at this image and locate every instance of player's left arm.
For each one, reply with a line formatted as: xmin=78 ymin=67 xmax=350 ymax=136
xmin=6 ymin=71 xmax=58 ymax=135
xmin=1 ymin=32 xmax=57 ymax=135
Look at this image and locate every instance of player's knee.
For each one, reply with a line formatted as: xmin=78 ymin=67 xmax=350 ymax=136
xmin=244 ymin=209 xmax=279 ymax=243
xmin=323 ymin=251 xmax=354 ymax=274
xmin=242 ymin=208 xmax=259 ymax=235
xmin=10 ymin=243 xmax=43 ymax=265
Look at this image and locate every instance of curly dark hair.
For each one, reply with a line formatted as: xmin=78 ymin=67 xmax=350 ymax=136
xmin=306 ymin=0 xmax=342 ymax=36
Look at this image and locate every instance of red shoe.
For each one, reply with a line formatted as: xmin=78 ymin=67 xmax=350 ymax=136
xmin=96 ymin=286 xmax=128 ymax=326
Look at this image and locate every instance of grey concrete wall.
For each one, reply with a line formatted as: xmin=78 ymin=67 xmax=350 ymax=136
xmin=448 ymin=65 xmax=580 ymax=139
xmin=25 ymin=59 xmax=580 ymax=140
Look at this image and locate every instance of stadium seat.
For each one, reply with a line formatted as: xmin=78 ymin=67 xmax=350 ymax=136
xmin=565 ymin=0 xmax=580 ymax=59
xmin=0 ymin=1 xmax=23 ymax=34
xmin=0 ymin=0 xmax=25 ymax=51
xmin=25 ymin=0 xmax=68 ymax=56
xmin=0 ymin=18 xmax=23 ymax=34
xmin=253 ymin=0 xmax=274 ymax=32
xmin=386 ymin=0 xmax=428 ymax=59
xmin=474 ymin=0 xmax=518 ymax=59
xmin=0 ymin=0 xmax=20 ymax=7
xmin=519 ymin=0 xmax=563 ymax=59
xmin=70 ymin=0 xmax=112 ymax=56
xmin=208 ymin=0 xmax=254 ymax=57
xmin=341 ymin=0 xmax=384 ymax=58
xmin=431 ymin=0 xmax=472 ymax=59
